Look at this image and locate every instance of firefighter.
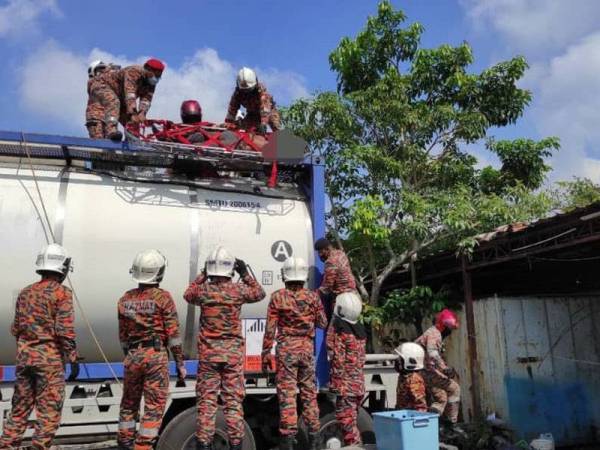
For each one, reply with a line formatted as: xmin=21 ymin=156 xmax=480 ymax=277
xmin=86 ymin=60 xmax=109 ymax=139
xmin=415 ymin=309 xmax=461 ymax=427
xmin=87 ymin=58 xmax=165 ymax=141
xmin=261 ymin=257 xmax=327 ymax=450
xmin=326 ymin=292 xmax=366 ymax=447
xmin=224 ymin=67 xmax=281 ymax=133
xmin=314 ymin=238 xmax=357 ymax=314
xmin=0 ymin=244 xmax=78 ymax=450
xmin=394 ymin=342 xmax=427 ymax=412
xmin=184 ymin=247 xmax=266 ymax=450
xmin=117 ymin=249 xmax=185 ymax=450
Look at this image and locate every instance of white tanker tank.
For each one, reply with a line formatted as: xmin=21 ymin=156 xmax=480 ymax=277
xmin=0 ymin=162 xmax=315 ymax=365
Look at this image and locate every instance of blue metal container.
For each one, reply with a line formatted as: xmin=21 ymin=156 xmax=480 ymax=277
xmin=373 ymin=410 xmax=439 ymax=450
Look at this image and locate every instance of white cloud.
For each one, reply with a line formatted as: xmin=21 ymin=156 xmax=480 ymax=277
xmin=20 ymin=41 xmax=87 ymax=129
xmin=18 ymin=42 xmax=309 ymax=135
xmin=461 ymin=0 xmax=600 ymax=182
xmin=524 ymin=32 xmax=600 ymax=182
xmin=0 ymin=0 xmax=60 ymax=38
xmin=462 ymin=0 xmax=600 ymax=55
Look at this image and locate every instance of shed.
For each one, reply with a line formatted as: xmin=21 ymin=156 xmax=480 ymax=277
xmin=383 ymin=202 xmax=600 ymax=446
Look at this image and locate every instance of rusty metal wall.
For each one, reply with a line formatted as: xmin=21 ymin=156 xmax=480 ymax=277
xmin=444 ymin=295 xmax=600 ymax=446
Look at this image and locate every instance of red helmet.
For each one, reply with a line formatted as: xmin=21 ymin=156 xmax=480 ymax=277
xmin=435 ymin=309 xmax=459 ymax=332
xmin=144 ymin=58 xmax=165 ymax=73
xmin=180 ymin=100 xmax=203 ymax=124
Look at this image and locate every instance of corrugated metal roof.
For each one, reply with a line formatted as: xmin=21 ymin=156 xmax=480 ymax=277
xmin=473 ymin=201 xmax=600 ymax=244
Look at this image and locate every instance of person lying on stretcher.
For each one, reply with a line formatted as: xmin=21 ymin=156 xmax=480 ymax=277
xmin=179 ymin=100 xmax=268 ymax=150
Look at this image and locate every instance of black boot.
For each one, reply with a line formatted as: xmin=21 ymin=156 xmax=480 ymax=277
xmin=308 ymin=431 xmax=320 ymax=450
xmin=107 ymin=130 xmax=123 ymax=142
xmin=196 ymin=440 xmax=213 ymax=450
xmin=229 ymin=442 xmax=243 ymax=450
xmin=279 ymin=434 xmax=296 ymax=450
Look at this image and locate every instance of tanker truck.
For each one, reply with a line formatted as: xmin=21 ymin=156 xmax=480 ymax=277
xmin=0 ymin=130 xmax=397 ymax=450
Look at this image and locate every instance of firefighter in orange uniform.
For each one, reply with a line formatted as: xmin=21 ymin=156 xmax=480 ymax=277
xmin=394 ymin=342 xmax=427 ymax=412
xmin=0 ymin=244 xmax=78 ymax=450
xmin=327 ymin=292 xmax=367 ymax=447
xmin=117 ymin=249 xmax=185 ymax=450
xmin=261 ymin=257 xmax=327 ymax=450
xmin=415 ymin=309 xmax=461 ymax=427
xmin=184 ymin=247 xmax=265 ymax=450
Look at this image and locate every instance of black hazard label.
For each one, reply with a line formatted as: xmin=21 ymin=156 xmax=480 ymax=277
xmin=271 ymin=240 xmax=293 ymax=262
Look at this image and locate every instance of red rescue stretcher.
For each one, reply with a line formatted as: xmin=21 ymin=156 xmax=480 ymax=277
xmin=126 ymin=120 xmax=278 ymax=187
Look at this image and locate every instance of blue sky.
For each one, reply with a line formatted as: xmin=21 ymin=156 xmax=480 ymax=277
xmin=1 ymin=0 xmax=600 ymax=181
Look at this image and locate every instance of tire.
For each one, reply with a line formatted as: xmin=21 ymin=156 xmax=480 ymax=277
xmin=156 ymin=406 xmax=256 ymax=450
xmin=317 ymin=407 xmax=376 ymax=448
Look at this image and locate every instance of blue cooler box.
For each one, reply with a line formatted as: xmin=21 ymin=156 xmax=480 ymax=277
xmin=373 ymin=410 xmax=439 ymax=450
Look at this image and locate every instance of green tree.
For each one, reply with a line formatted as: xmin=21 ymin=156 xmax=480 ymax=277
xmin=284 ymin=1 xmax=558 ymax=309
xmin=363 ymin=286 xmax=453 ymax=337
xmin=553 ymin=178 xmax=600 ymax=210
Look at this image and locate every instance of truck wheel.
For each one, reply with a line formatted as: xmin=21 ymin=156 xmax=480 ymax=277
xmin=317 ymin=407 xmax=375 ymax=448
xmin=156 ymin=406 xmax=256 ymax=450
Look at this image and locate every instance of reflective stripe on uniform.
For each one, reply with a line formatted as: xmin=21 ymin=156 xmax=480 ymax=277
xmin=126 ymin=93 xmax=137 ymax=100
xmin=448 ymin=396 xmax=460 ymax=403
xmin=139 ymin=422 xmax=160 ymax=437
xmin=119 ymin=420 xmax=136 ymax=430
xmin=168 ymin=337 xmax=182 ymax=347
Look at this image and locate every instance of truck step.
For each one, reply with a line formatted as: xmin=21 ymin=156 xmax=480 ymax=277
xmin=51 ymin=441 xmax=117 ymax=449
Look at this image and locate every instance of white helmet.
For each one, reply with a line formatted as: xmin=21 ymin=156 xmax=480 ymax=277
xmin=88 ymin=60 xmax=107 ymax=78
xmin=130 ymin=249 xmax=167 ymax=284
xmin=282 ymin=257 xmax=309 ymax=282
xmin=206 ymin=246 xmax=235 ymax=277
xmin=236 ymin=67 xmax=257 ymax=90
xmin=333 ymin=292 xmax=363 ymax=324
xmin=36 ymin=243 xmax=72 ymax=276
xmin=394 ymin=342 xmax=425 ymax=371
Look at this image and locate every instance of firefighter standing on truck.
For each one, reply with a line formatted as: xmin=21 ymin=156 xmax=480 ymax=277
xmin=117 ymin=249 xmax=186 ymax=450
xmin=87 ymin=58 xmax=165 ymax=141
xmin=415 ymin=309 xmax=462 ymax=429
xmin=314 ymin=237 xmax=357 ymax=314
xmin=0 ymin=244 xmax=79 ymax=450
xmin=394 ymin=342 xmax=427 ymax=412
xmin=225 ymin=67 xmax=281 ymax=133
xmin=327 ymin=292 xmax=366 ymax=447
xmin=184 ymin=247 xmax=265 ymax=450
xmin=261 ymin=257 xmax=327 ymax=450
xmin=86 ymin=60 xmax=109 ymax=139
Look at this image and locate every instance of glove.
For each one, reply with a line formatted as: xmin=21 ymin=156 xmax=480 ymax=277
xmin=234 ymin=258 xmax=248 ymax=277
xmin=261 ymin=353 xmax=274 ymax=373
xmin=257 ymin=123 xmax=268 ymax=134
xmin=129 ymin=113 xmax=143 ymax=125
xmin=176 ymin=365 xmax=187 ymax=387
xmin=443 ymin=367 xmax=457 ymax=379
xmin=67 ymin=362 xmax=80 ymax=381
